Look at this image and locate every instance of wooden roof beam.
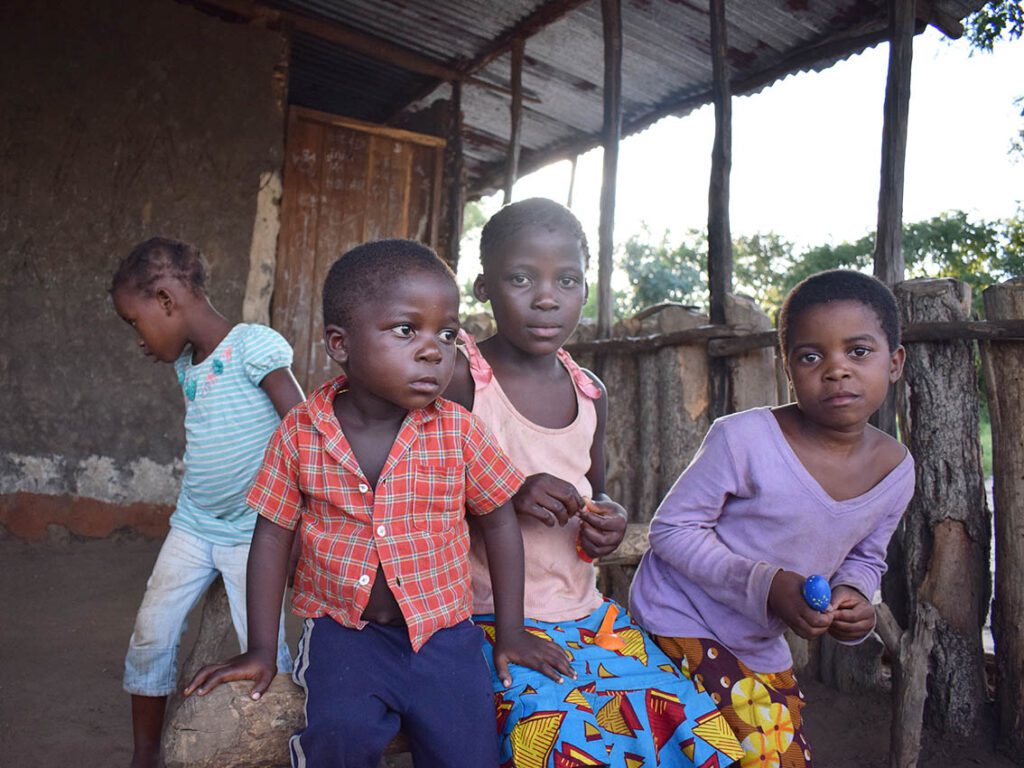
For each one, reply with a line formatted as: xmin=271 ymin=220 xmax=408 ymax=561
xmin=183 ymin=0 xmax=529 ymax=100
xmin=459 ymin=0 xmax=592 ymax=76
xmin=916 ymin=0 xmax=964 ymax=39
xmin=470 ymin=14 xmax=930 ymax=196
xmin=386 ymin=0 xmax=591 ymax=123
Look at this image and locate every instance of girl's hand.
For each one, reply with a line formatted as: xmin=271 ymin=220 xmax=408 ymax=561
xmin=578 ymin=497 xmax=627 ymax=559
xmin=183 ymin=650 xmax=277 ymax=701
xmin=827 ymin=585 xmax=875 ymax=641
xmin=767 ymin=570 xmax=834 ymax=640
xmin=493 ymin=627 xmax=576 ymax=688
xmin=512 ymin=473 xmax=584 ymax=527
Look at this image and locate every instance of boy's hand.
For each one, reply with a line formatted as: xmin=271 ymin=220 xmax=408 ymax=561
xmin=513 ymin=473 xmax=584 ymax=527
xmin=827 ymin=585 xmax=875 ymax=642
xmin=767 ymin=570 xmax=834 ymax=640
xmin=493 ymin=627 xmax=576 ymax=689
xmin=578 ymin=497 xmax=627 ymax=559
xmin=183 ymin=650 xmax=277 ymax=701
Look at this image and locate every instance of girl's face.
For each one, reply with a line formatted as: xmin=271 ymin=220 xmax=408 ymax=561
xmin=112 ymin=285 xmax=189 ymax=363
xmin=474 ymin=226 xmax=587 ymax=356
xmin=785 ymin=299 xmax=905 ymax=431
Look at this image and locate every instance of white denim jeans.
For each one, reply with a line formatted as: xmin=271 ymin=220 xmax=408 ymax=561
xmin=123 ymin=525 xmax=292 ymax=697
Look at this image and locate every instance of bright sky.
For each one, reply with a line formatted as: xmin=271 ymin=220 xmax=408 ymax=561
xmin=461 ymin=27 xmax=1024 ymax=282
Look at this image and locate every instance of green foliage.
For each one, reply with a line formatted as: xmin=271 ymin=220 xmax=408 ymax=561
xmin=963 ymin=2 xmax=1024 ymax=158
xmin=617 ymin=228 xmax=706 ymax=317
xmin=963 ymin=0 xmax=1024 ymax=51
xmin=1013 ymin=95 xmax=1024 ymax=158
xmin=979 ymin=405 xmax=993 ymax=477
xmin=462 ymin=201 xmax=487 ymax=234
xmin=733 ymin=233 xmax=793 ymax=312
xmin=617 ymin=208 xmax=1024 ymax=321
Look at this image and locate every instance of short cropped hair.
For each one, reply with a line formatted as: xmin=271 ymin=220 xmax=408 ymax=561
xmin=111 ymin=237 xmax=209 ymax=296
xmin=479 ymin=197 xmax=590 ymax=270
xmin=778 ymin=269 xmax=901 ymax=353
xmin=322 ymin=239 xmax=456 ymax=328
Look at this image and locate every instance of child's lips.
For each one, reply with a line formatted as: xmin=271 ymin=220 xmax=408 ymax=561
xmin=824 ymin=391 xmax=859 ymax=405
xmin=409 ymin=377 xmax=439 ymax=393
xmin=527 ymin=325 xmax=562 ymax=339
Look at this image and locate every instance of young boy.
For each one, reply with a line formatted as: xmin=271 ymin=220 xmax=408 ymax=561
xmin=186 ymin=239 xmax=572 ymax=768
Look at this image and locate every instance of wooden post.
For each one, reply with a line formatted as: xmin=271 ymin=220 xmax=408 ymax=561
xmin=597 ymin=0 xmax=622 ymax=340
xmin=876 ymin=602 xmax=940 ymax=768
xmin=894 ymin=278 xmax=990 ymax=738
xmin=873 ymin=0 xmax=914 ymax=436
xmin=707 ymin=0 xmax=732 ymax=418
xmin=566 ymin=154 xmax=578 ymax=209
xmin=982 ymin=278 xmax=1024 ymax=757
xmin=502 ymin=38 xmax=525 ymax=205
xmin=441 ymin=82 xmax=465 ymax=271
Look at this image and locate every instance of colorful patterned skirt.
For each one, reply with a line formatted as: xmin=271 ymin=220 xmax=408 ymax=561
xmin=475 ymin=600 xmax=744 ymax=768
xmin=652 ymin=636 xmax=812 ymax=768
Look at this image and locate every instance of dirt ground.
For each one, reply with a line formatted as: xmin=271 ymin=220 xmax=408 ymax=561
xmin=0 ymin=533 xmax=1014 ymax=768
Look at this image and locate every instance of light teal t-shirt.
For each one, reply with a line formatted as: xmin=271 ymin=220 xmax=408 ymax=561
xmin=171 ymin=324 xmax=293 ymax=546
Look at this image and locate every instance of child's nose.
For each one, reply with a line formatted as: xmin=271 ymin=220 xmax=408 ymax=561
xmin=533 ymin=286 xmax=559 ymax=310
xmin=418 ymin=338 xmax=442 ymax=362
xmin=823 ymin=358 xmax=851 ymax=379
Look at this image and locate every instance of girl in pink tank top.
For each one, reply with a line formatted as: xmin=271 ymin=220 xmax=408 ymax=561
xmin=444 ymin=198 xmax=741 ymax=768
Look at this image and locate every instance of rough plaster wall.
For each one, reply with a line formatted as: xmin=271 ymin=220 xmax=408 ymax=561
xmin=0 ymin=0 xmax=285 ymax=501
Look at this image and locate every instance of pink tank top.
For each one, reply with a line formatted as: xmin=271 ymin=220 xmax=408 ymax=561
xmin=462 ymin=333 xmax=606 ymax=622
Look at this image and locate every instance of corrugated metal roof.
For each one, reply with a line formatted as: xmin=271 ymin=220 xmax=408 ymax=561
xmin=268 ymin=0 xmax=987 ymax=196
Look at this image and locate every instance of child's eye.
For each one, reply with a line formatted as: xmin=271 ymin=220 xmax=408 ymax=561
xmin=391 ymin=324 xmax=414 ymax=338
xmin=850 ymin=346 xmax=872 ymax=358
xmin=559 ymin=276 xmax=582 ymax=289
xmin=439 ymin=329 xmax=458 ymax=343
xmin=509 ymin=275 xmax=530 ymax=287
xmin=799 ymin=352 xmax=821 ymax=364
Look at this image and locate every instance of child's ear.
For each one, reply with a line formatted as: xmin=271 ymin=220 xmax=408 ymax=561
xmin=889 ymin=344 xmax=907 ymax=383
xmin=324 ymin=325 xmax=349 ymax=366
xmin=472 ymin=274 xmax=489 ymax=303
xmin=156 ymin=287 xmax=175 ymax=315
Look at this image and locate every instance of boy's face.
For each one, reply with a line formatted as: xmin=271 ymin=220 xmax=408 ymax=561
xmin=785 ymin=299 xmax=905 ymax=431
xmin=112 ymin=285 xmax=188 ymax=363
xmin=325 ymin=270 xmax=461 ymax=411
xmin=474 ymin=226 xmax=587 ymax=356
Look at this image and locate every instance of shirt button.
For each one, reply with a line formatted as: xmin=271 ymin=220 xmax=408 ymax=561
xmin=358 ymin=574 xmax=370 ymax=586
xmin=358 ymin=483 xmax=370 ymax=493
xmin=376 ymin=525 xmax=386 ymax=537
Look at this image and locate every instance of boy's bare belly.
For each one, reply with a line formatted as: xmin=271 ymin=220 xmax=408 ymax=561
xmin=360 ymin=564 xmax=405 ymax=626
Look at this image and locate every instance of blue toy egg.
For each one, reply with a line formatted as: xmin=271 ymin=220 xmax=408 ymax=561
xmin=802 ymin=575 xmax=831 ymax=612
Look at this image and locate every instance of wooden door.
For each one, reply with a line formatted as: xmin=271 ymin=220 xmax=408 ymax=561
xmin=273 ymin=107 xmax=446 ymax=393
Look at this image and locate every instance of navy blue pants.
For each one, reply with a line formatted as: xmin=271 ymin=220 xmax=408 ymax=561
xmin=289 ymin=617 xmax=499 ymax=768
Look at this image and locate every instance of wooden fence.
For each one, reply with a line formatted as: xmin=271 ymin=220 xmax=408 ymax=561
xmin=164 ymin=277 xmax=1024 ymax=768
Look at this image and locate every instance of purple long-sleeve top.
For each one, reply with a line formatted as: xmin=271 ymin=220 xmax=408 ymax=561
xmin=629 ymin=407 xmax=914 ymax=672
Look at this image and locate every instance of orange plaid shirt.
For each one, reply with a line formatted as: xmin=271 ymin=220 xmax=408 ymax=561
xmin=247 ymin=375 xmax=524 ymax=651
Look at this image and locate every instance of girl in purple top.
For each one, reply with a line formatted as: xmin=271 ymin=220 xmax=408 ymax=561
xmin=630 ymin=270 xmax=915 ymax=768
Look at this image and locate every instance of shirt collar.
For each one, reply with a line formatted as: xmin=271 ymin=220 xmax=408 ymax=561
xmin=308 ymin=375 xmax=443 ymax=474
